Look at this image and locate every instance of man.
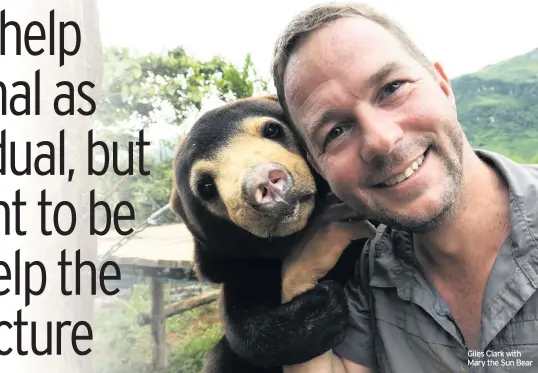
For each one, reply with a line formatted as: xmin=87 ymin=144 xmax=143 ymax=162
xmin=271 ymin=2 xmax=538 ymax=372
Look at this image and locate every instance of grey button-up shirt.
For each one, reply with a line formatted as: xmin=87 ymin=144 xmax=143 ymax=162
xmin=334 ymin=150 xmax=538 ymax=372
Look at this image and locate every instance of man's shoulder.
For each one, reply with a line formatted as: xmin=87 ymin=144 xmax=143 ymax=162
xmin=513 ymin=159 xmax=538 ymax=180
xmin=476 ymin=149 xmax=538 ymax=181
xmin=475 ymin=149 xmax=538 ymax=199
xmin=473 ymin=150 xmax=538 ymax=257
xmin=520 ymin=162 xmax=538 ymax=178
xmin=509 ymin=160 xmax=538 ymax=197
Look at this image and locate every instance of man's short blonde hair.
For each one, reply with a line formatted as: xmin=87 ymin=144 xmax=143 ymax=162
xmin=271 ymin=2 xmax=434 ymax=116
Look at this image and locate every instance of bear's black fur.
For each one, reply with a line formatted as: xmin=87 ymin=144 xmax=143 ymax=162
xmin=170 ymin=95 xmax=369 ymax=373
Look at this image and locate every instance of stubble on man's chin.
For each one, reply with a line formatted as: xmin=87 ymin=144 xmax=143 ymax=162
xmin=347 ymin=157 xmax=464 ymax=234
xmin=379 ymin=201 xmax=455 ymax=233
xmin=370 ymin=170 xmax=463 ymax=234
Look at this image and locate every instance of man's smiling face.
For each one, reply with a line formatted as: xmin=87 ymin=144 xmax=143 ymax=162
xmin=283 ymin=16 xmax=465 ymax=231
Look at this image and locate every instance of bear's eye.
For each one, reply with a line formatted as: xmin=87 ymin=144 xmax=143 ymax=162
xmin=196 ymin=175 xmax=218 ymax=200
xmin=263 ymin=122 xmax=282 ymax=139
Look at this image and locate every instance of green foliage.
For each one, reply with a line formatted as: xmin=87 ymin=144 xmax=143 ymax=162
xmin=166 ymin=324 xmax=223 ymax=373
xmin=211 ymin=54 xmax=269 ymax=101
xmin=452 ymin=48 xmax=538 ymax=163
xmin=96 ymin=47 xmax=268 ymax=127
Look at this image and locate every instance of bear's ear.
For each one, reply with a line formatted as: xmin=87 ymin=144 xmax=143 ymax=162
xmin=169 ymin=177 xmax=186 ymax=220
xmin=261 ymin=94 xmax=279 ymax=103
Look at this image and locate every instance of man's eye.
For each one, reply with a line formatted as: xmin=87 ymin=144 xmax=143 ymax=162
xmin=380 ymin=80 xmax=405 ymax=99
xmin=327 ymin=126 xmax=344 ymax=141
xmin=321 ymin=125 xmax=346 ymax=152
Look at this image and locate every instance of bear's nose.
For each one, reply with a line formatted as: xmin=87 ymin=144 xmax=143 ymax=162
xmin=255 ymin=169 xmax=287 ymax=203
xmin=242 ymin=163 xmax=292 ymax=212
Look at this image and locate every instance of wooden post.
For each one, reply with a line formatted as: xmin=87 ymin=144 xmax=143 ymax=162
xmin=137 ymin=289 xmax=220 ymax=326
xmin=150 ymin=277 xmax=167 ymax=372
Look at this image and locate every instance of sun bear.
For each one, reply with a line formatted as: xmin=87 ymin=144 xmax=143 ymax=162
xmin=169 ymin=95 xmax=373 ymax=373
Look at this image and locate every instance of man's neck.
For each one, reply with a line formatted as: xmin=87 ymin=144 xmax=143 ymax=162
xmin=413 ymin=147 xmax=511 ymax=278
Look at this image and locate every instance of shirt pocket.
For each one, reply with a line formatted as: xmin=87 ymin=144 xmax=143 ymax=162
xmin=372 ymin=289 xmax=463 ymax=373
xmin=374 ymin=289 xmax=458 ymax=347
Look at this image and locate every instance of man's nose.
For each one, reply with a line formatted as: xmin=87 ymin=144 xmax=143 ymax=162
xmin=358 ymin=112 xmax=403 ymax=162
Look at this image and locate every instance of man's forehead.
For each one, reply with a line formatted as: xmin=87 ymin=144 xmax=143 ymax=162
xmin=285 ymin=18 xmax=403 ymax=93
xmin=284 ymin=54 xmax=347 ymax=128
xmin=283 ymin=16 xmax=414 ymax=128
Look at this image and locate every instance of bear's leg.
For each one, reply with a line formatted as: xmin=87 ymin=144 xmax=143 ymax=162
xmin=203 ymin=336 xmax=282 ymax=373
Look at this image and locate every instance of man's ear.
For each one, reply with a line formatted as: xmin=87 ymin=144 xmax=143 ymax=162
xmin=433 ymin=62 xmax=456 ymax=108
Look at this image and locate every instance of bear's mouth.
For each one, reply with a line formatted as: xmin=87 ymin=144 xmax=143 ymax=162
xmin=253 ymin=191 xmax=315 ymax=234
xmin=298 ymin=193 xmax=314 ymax=204
xmin=252 ymin=190 xmax=314 ymax=214
xmin=240 ymin=185 xmax=317 ymax=239
xmin=275 ymin=192 xmax=315 ymax=224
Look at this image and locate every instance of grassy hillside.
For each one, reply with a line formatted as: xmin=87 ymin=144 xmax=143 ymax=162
xmin=451 ymin=48 xmax=538 ymax=163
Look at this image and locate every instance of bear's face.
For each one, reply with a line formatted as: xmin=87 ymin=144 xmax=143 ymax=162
xmin=171 ymin=96 xmax=327 ymax=259
xmin=188 ymin=117 xmax=316 ymax=238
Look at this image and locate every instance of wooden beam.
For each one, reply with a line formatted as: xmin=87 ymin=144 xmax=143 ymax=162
xmin=138 ymin=289 xmax=220 ymax=326
xmin=150 ymin=277 xmax=167 ymax=372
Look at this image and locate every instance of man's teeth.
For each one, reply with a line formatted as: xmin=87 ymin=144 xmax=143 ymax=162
xmin=383 ymin=154 xmax=425 ymax=187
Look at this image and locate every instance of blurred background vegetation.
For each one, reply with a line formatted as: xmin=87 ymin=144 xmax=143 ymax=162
xmin=452 ymin=48 xmax=538 ymax=163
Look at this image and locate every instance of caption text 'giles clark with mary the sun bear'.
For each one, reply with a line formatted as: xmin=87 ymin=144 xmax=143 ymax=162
xmin=0 ymin=9 xmax=151 ymax=356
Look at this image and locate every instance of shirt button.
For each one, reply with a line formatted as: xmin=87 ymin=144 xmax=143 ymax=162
xmin=434 ymin=298 xmax=450 ymax=316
